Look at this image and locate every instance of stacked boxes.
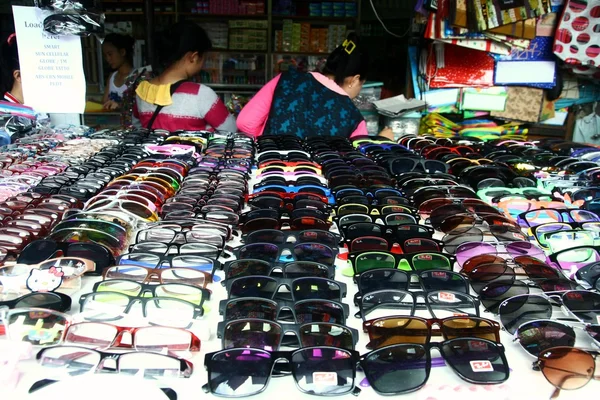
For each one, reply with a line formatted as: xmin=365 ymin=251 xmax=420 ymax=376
xmin=275 ymin=22 xmax=346 ymax=53
xmin=229 ymin=20 xmax=268 ymax=51
xmin=307 ymin=2 xmax=357 ymax=17
xmin=205 ymin=0 xmax=265 ymax=15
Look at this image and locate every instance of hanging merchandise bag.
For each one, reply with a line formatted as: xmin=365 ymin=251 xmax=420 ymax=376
xmin=553 ymin=0 xmax=600 ymax=79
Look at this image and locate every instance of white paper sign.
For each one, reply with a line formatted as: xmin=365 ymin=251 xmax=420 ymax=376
xmin=12 ymin=6 xmax=86 ymax=113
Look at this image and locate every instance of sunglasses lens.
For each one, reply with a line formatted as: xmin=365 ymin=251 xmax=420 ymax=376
xmin=362 ymin=344 xmax=428 ymax=394
xmin=498 ymin=295 xmax=552 ymax=335
xmin=359 ymin=269 xmax=409 ymax=293
xmin=539 ymin=347 xmax=595 ymax=390
xmin=366 ymin=317 xmax=429 ymax=348
xmin=226 ymin=260 xmax=271 ymax=280
xmin=17 ymin=239 xmax=58 ymax=264
xmin=351 ymin=237 xmax=388 ymax=252
xmin=239 ymin=243 xmax=279 ymax=262
xmin=208 ymin=349 xmax=272 ymax=396
xmin=15 ymin=292 xmax=65 ymax=310
xmin=224 ymin=299 xmax=278 ymax=322
xmin=353 ymin=252 xmax=396 ymax=274
xmin=284 ymin=262 xmax=330 ymax=278
xmin=297 ymin=231 xmax=338 ymax=247
xmin=292 ymin=348 xmax=355 ymax=395
xmin=480 ymin=280 xmax=529 ymax=313
xmin=420 ymin=270 xmax=467 ymax=292
xmin=223 ymin=320 xmax=282 ymax=350
xmin=411 ymin=253 xmax=452 ymax=271
xmin=562 ymin=291 xmax=600 ymax=324
xmin=469 ymin=264 xmax=514 ymax=294
xmin=294 ymin=243 xmax=335 ymax=265
xmin=299 ymin=324 xmax=354 ymax=349
xmin=293 ymin=278 xmax=342 ymax=301
xmin=441 ymin=338 xmax=509 ymax=382
xmin=516 ymin=320 xmax=576 ymax=356
xmin=403 ymin=238 xmax=439 ymax=253
xmin=295 ymin=301 xmax=346 ymax=324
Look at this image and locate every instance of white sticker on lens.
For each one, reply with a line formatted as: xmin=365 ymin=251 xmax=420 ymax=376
xmin=313 ymin=372 xmax=337 ymax=386
xmin=438 ymin=292 xmax=456 ymax=302
xmin=470 ymin=360 xmax=494 ymax=372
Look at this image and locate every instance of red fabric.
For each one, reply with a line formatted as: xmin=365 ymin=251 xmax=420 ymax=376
xmin=426 ymin=43 xmax=495 ymax=88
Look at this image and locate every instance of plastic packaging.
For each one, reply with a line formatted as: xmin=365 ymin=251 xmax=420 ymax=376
xmin=35 ymin=0 xmax=105 ymax=38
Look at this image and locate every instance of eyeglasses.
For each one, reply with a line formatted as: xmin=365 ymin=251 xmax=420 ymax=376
xmin=203 ymin=347 xmax=360 ymax=397
xmin=1 ymin=307 xmax=70 ymax=346
xmin=358 ymin=289 xmax=479 ymax=321
xmin=347 ymin=236 xmax=444 ymax=254
xmin=340 ymin=222 xmax=434 ymax=244
xmin=217 ymin=318 xmax=358 ymax=350
xmin=219 ymin=297 xmax=350 ymax=324
xmin=135 ymin=226 xmax=227 ymax=247
xmin=548 ymin=245 xmax=600 ymax=276
xmin=36 ymin=345 xmax=193 ymax=378
xmin=0 ymin=291 xmax=71 ymax=312
xmin=223 ymin=259 xmax=335 ymax=281
xmin=102 ymin=265 xmax=211 ymax=288
xmin=348 ymin=251 xmax=456 ymax=275
xmin=534 ymin=347 xmax=600 ymax=398
xmin=92 ymin=279 xmax=209 ymax=304
xmin=360 ymin=340 xmax=509 ymax=395
xmin=116 ymin=253 xmax=219 ymax=273
xmin=362 ymin=316 xmax=501 ymax=349
xmin=498 ymin=291 xmax=600 ymax=334
xmin=64 ymin=322 xmax=201 ymax=352
xmin=79 ymin=291 xmax=204 ymax=328
xmin=234 ymin=242 xmax=336 ymax=265
xmin=129 ymin=241 xmax=222 ymax=259
xmin=517 ymin=208 xmax=600 ymax=228
xmin=225 ymin=276 xmax=345 ymax=301
xmin=252 ymin=185 xmax=333 ymax=204
xmin=530 ymin=221 xmax=600 ymax=249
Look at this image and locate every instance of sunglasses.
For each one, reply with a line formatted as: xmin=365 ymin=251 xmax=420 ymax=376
xmin=355 ymin=269 xmax=470 ymax=305
xmin=217 ymin=318 xmax=359 ymax=350
xmin=348 ymin=251 xmax=456 ymax=276
xmin=347 ymin=236 xmax=444 ymax=254
xmin=455 ymin=241 xmax=546 ymax=267
xmin=535 ymin=346 xmax=600 ymax=398
xmin=234 ymin=242 xmax=337 ymax=266
xmin=225 ymin=276 xmax=345 ymax=301
xmin=340 ymin=222 xmax=434 ymax=243
xmin=358 ymin=289 xmax=479 ymax=321
xmin=135 ymin=226 xmax=227 ymax=247
xmin=478 ymin=279 xmax=582 ymax=313
xmin=498 ymin=290 xmax=600 ymax=334
xmin=362 ymin=316 xmax=501 ymax=349
xmin=252 ymin=185 xmax=333 ymax=204
xmin=360 ymin=340 xmax=509 ymax=395
xmin=219 ymin=297 xmax=350 ymax=324
xmin=243 ymin=229 xmax=340 ymax=247
xmin=203 ymin=347 xmax=360 ymax=397
xmin=222 ymin=259 xmax=335 ymax=281
xmin=335 ymin=212 xmax=417 ymax=229
xmin=247 ymin=191 xmax=330 ymax=207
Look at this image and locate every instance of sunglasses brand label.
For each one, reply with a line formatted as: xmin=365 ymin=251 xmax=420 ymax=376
xmin=565 ymin=292 xmax=583 ymax=300
xmin=418 ymin=254 xmax=432 ymax=261
xmin=439 ymin=292 xmax=456 ymax=302
xmin=469 ymin=360 xmax=494 ymax=372
xmin=467 ymin=341 xmax=489 ymax=351
xmin=407 ymin=239 xmax=421 ymax=245
xmin=313 ymin=372 xmax=338 ymax=386
xmin=432 ymin=271 xmax=448 ymax=279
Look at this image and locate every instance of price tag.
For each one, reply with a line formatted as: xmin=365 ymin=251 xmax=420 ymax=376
xmin=438 ymin=292 xmax=456 ymax=302
xmin=313 ymin=372 xmax=337 ymax=386
xmin=470 ymin=360 xmax=494 ymax=372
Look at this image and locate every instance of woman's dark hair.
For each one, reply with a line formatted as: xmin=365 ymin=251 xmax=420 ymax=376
xmin=154 ymin=22 xmax=212 ymax=71
xmin=322 ymin=33 xmax=369 ymax=85
xmin=0 ymin=34 xmax=19 ymax=96
xmin=103 ymin=33 xmax=135 ymax=64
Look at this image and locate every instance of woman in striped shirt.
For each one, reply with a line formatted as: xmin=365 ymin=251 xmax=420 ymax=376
xmin=133 ymin=22 xmax=236 ymax=132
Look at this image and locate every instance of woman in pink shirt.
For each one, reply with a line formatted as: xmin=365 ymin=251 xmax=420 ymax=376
xmin=237 ymin=34 xmax=393 ymax=139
